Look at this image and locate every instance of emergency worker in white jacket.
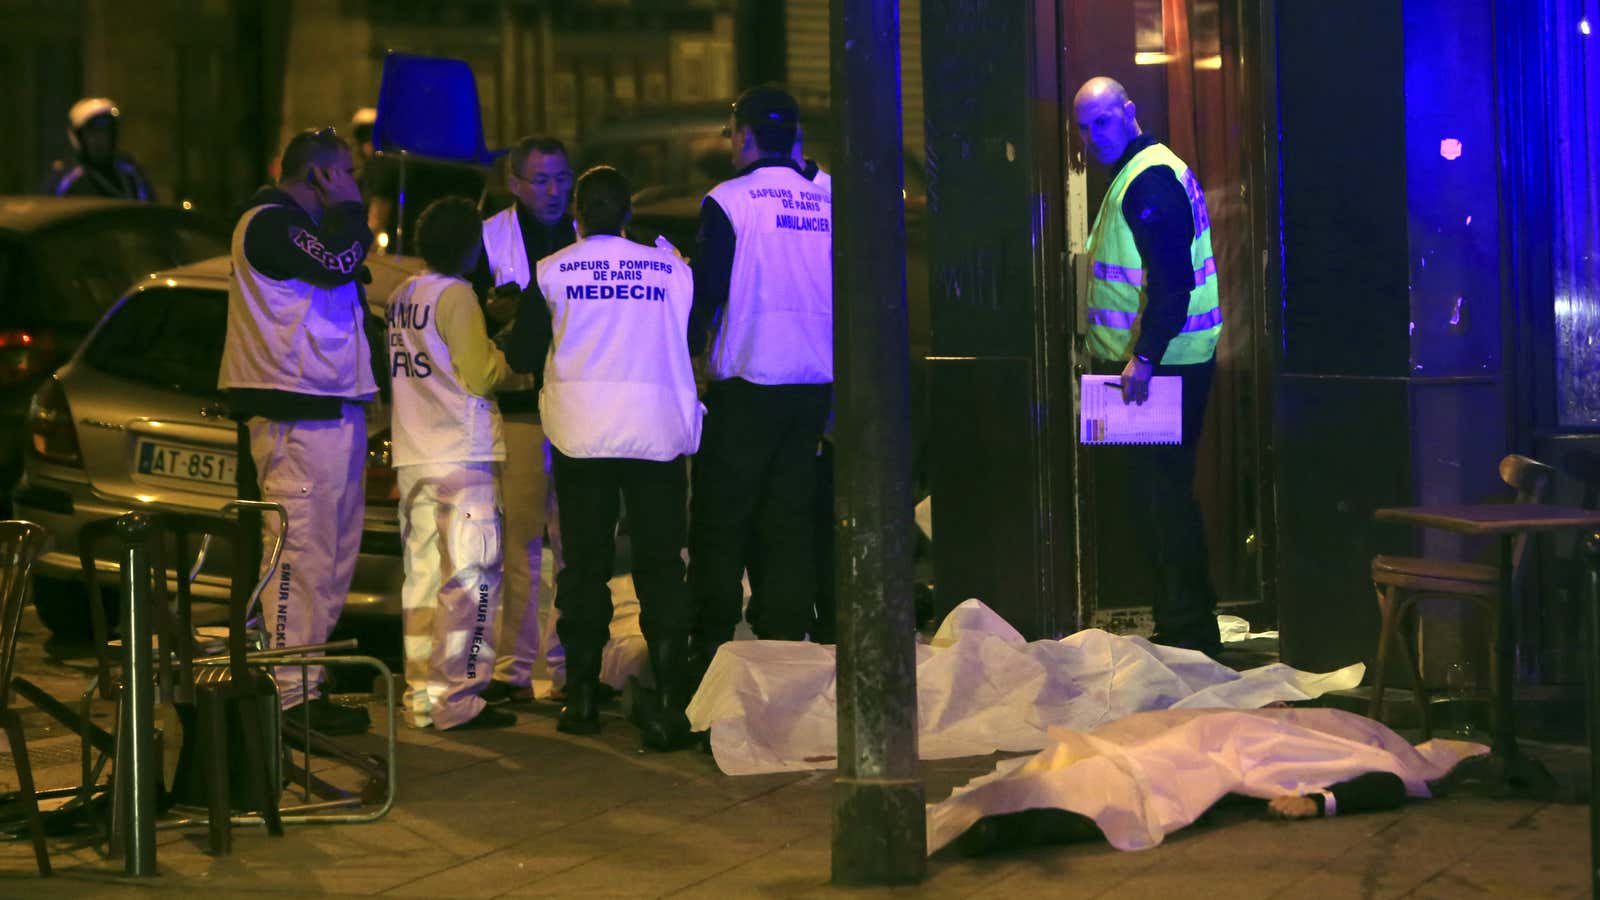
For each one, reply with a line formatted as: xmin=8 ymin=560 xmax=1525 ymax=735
xmin=504 ymin=166 xmax=703 ymax=750
xmin=686 ymin=86 xmax=833 ymax=677
xmin=386 ymin=197 xmax=517 ymax=731
xmin=219 ymin=127 xmax=375 ymax=735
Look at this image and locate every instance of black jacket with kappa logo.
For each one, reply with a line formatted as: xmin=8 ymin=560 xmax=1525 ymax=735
xmin=224 ymin=185 xmax=377 ymax=421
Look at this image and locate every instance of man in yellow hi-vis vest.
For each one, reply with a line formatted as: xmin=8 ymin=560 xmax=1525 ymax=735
xmin=1074 ymin=76 xmax=1223 ymax=657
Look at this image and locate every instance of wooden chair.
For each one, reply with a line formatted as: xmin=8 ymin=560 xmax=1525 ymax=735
xmin=1368 ymin=454 xmax=1554 ymax=737
xmin=144 ymin=507 xmax=288 ymax=855
xmin=0 ymin=520 xmax=53 ymax=875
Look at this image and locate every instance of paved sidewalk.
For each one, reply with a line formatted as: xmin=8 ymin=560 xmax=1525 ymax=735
xmin=0 ymin=606 xmax=1590 ymax=898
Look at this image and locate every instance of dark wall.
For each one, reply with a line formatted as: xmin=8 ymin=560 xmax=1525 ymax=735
xmin=737 ymin=0 xmax=787 ymax=87
xmin=0 ymin=7 xmax=83 ymax=195
xmin=1274 ymin=0 xmax=1412 ymax=671
xmin=1277 ymin=4 xmax=1409 ymax=378
xmin=1275 ymin=0 xmax=1508 ymax=675
xmin=921 ymin=0 xmax=1074 ymax=639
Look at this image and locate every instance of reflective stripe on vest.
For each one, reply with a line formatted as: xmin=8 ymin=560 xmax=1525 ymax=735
xmin=1088 ymin=305 xmax=1222 ymax=332
xmin=1084 ymin=142 xmax=1222 ymax=365
xmin=1092 ymin=256 xmax=1218 ymax=289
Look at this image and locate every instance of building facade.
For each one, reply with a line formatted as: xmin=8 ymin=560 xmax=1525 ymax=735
xmin=921 ymin=0 xmax=1600 ymax=694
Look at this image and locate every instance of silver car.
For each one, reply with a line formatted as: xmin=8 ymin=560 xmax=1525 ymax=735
xmin=14 ymin=254 xmax=419 ymax=638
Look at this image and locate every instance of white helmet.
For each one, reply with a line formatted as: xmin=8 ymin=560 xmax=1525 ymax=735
xmin=69 ymin=97 xmax=120 ymax=131
xmin=67 ymin=97 xmax=119 ymax=152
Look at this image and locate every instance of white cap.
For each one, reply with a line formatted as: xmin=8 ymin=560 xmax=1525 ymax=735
xmin=351 ymin=107 xmax=378 ymax=128
xmin=69 ymin=97 xmax=120 ymax=130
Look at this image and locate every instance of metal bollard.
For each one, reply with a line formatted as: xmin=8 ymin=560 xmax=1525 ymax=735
xmin=116 ymin=513 xmax=158 ymax=876
xmin=1585 ymin=530 xmax=1600 ymax=900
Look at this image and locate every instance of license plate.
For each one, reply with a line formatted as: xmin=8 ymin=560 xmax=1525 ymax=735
xmin=136 ymin=440 xmax=236 ymax=487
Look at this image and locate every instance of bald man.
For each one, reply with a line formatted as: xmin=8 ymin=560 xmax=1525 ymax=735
xmin=1073 ymin=77 xmax=1224 ymax=657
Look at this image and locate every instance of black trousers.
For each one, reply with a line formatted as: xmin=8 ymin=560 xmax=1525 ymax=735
xmin=689 ymin=378 xmax=833 ymax=643
xmin=1092 ymin=357 xmax=1221 ymax=649
xmin=550 ymin=450 xmax=690 ymax=660
xmin=808 ymin=439 xmax=836 ymax=643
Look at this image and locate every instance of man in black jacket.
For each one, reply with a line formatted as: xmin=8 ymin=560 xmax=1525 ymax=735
xmin=1075 ymin=76 xmax=1224 ymax=657
xmin=219 ymin=127 xmax=376 ymax=735
xmin=469 ymin=136 xmax=577 ymax=705
xmin=686 ymin=86 xmax=834 ymax=675
xmin=40 ymin=97 xmax=156 ymax=201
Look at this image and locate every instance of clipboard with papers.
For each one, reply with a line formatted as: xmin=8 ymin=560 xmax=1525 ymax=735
xmin=1079 ymin=374 xmax=1183 ymax=445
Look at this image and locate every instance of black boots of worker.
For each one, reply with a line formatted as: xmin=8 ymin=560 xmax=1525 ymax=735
xmin=557 ymin=647 xmax=603 ymax=735
xmin=636 ymin=636 xmax=696 ymax=752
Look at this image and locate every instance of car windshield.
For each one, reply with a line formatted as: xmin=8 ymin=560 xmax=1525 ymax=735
xmin=84 ymin=286 xmax=227 ymax=395
xmin=29 ymin=215 xmax=227 ymax=328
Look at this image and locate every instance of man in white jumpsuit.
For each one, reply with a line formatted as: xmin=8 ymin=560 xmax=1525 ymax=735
xmin=387 ymin=197 xmax=517 ymax=730
xmin=470 ymin=136 xmax=575 ymax=703
xmin=504 ymin=166 xmax=703 ymax=749
xmin=219 ymin=127 xmax=375 ymax=735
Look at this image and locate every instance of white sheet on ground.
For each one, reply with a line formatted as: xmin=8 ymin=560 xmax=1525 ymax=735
xmin=925 ymin=707 xmax=1488 ymax=854
xmin=527 ymin=560 xmax=649 ymax=693
xmin=686 ymin=599 xmax=1364 ymax=775
xmin=1219 ymin=614 xmax=1279 ymax=643
xmin=595 ymin=572 xmax=649 ymax=689
xmin=534 ymin=554 xmax=754 ymax=695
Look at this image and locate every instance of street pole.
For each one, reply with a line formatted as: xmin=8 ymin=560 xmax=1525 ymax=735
xmin=117 ymin=513 xmax=158 ymax=876
xmin=1584 ymin=531 xmax=1600 ymax=899
xmin=829 ymin=0 xmax=926 ymax=885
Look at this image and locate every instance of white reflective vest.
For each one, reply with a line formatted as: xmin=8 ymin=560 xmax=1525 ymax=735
xmin=219 ymin=204 xmax=379 ymax=400
xmin=535 ymin=234 xmax=702 ymax=461
xmin=386 ymin=272 xmax=506 ymax=467
xmin=704 ymin=164 xmax=833 ymax=385
xmin=482 ymin=206 xmax=545 ymax=396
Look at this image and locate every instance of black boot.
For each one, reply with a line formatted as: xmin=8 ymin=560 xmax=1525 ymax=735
xmin=557 ymin=647 xmax=602 ymax=735
xmin=639 ymin=636 xmax=696 ymax=752
xmin=684 ymin=634 xmax=721 ymax=697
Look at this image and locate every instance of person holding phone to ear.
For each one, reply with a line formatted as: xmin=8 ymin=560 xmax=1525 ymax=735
xmin=219 ymin=126 xmax=376 ymax=734
xmin=468 ymin=136 xmax=578 ymax=705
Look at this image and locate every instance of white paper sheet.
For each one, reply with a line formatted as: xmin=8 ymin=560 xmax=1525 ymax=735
xmin=1219 ymin=613 xmax=1279 ymax=643
xmin=925 ymin=707 xmax=1488 ymax=854
xmin=1080 ymin=374 xmax=1182 ymax=444
xmin=686 ymin=599 xmax=1364 ymax=776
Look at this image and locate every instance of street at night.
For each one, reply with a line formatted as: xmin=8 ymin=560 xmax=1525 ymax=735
xmin=2 ymin=0 xmax=1599 ymax=896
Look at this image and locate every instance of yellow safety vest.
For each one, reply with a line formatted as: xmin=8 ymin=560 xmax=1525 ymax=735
xmin=1085 ymin=142 xmax=1221 ymax=364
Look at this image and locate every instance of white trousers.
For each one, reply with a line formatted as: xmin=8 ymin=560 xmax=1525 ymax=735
xmin=247 ymin=406 xmax=365 ymax=709
xmin=493 ymin=413 xmax=564 ymax=686
xmin=397 ymin=461 xmax=502 ymax=729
